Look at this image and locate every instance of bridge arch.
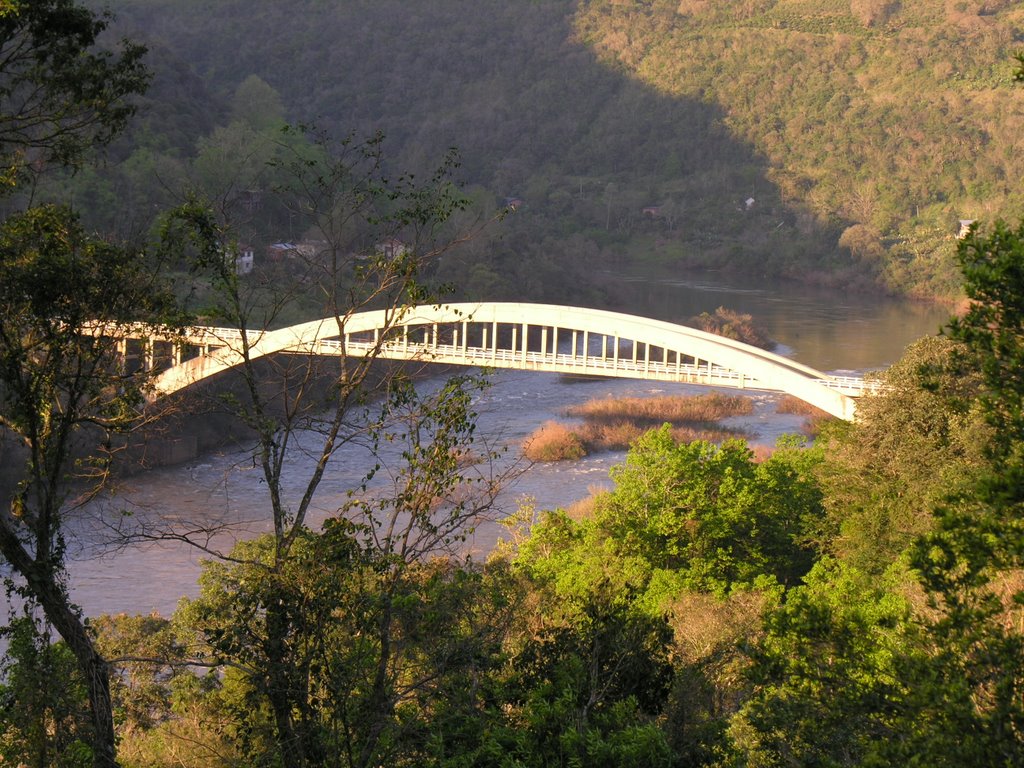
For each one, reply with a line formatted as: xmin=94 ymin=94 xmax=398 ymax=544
xmin=152 ymin=303 xmax=871 ymax=420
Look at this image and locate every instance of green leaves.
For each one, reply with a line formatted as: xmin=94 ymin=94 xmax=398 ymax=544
xmin=0 ymin=617 xmax=93 ymax=768
xmin=518 ymin=427 xmax=823 ymax=612
xmin=735 ymin=558 xmax=919 ymax=767
xmin=949 ymin=219 xmax=1024 ymax=473
xmin=0 ymin=204 xmax=180 ymax=446
xmin=814 ymin=335 xmax=990 ymax=574
xmin=0 ymin=0 xmax=148 ymax=186
xmin=176 ymin=529 xmax=514 ymax=768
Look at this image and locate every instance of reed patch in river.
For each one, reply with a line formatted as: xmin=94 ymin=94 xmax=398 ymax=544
xmin=775 ymin=395 xmax=833 ymax=436
xmin=522 ymin=393 xmax=752 ymax=461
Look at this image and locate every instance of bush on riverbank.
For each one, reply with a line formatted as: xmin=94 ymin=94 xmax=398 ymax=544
xmin=689 ymin=307 xmax=775 ymax=349
xmin=524 ymin=421 xmax=588 ymax=461
xmin=522 ymin=393 xmax=752 ymax=461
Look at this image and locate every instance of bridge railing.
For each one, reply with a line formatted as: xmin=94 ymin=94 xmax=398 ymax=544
xmin=117 ymin=311 xmax=881 ymax=419
xmin=320 ymin=338 xmax=879 ymax=397
xmin=819 ymin=374 xmax=885 ymax=396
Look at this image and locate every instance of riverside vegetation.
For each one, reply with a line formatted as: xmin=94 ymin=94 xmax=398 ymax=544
xmin=523 ymin=392 xmax=754 ymax=461
xmin=9 ymin=269 xmax=1024 ymax=766
xmin=4 ymin=1 xmax=1024 ymax=767
xmin=6 ymin=219 xmax=1024 ymax=765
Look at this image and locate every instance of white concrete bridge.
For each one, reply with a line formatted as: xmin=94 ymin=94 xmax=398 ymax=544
xmin=109 ymin=303 xmax=881 ymax=420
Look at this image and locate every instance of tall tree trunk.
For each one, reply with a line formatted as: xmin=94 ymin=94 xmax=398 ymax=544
xmin=48 ymin=608 xmax=118 ymax=768
xmin=0 ymin=516 xmax=118 ymax=768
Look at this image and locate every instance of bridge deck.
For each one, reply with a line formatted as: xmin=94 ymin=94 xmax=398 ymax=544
xmin=98 ymin=303 xmax=882 ymax=420
xmin=327 ymin=339 xmax=878 ymax=397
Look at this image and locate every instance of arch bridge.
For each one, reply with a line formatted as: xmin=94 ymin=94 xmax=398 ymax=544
xmin=112 ymin=303 xmax=879 ymax=420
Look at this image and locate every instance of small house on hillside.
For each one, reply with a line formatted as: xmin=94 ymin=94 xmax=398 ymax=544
xmin=958 ymin=219 xmax=976 ymax=239
xmin=503 ymin=197 xmax=524 ymax=211
xmin=222 ymin=243 xmax=254 ymax=275
xmin=642 ymin=205 xmax=662 ymax=218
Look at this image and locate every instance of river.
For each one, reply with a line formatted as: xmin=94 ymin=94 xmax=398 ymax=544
xmin=56 ymin=271 xmax=951 ymax=619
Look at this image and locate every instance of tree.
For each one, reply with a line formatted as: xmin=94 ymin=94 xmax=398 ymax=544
xmin=850 ymin=0 xmax=898 ymax=27
xmin=0 ymin=5 xmax=152 ymax=766
xmin=903 ymin=219 xmax=1024 ymax=765
xmin=947 ymin=219 xmax=1024 ymax=476
xmin=506 ymin=429 xmax=825 ymax=765
xmin=0 ymin=205 xmax=180 ymax=767
xmin=730 ymin=220 xmax=1024 ymax=767
xmin=177 ymin=520 xmax=508 ymax=767
xmin=156 ymin=375 xmax=516 ymax=768
xmin=129 ymin=129 xmax=513 ymax=767
xmin=230 ymin=75 xmax=286 ymax=132
xmin=0 ymin=0 xmax=147 ymax=187
xmin=732 ymin=557 xmax=921 ymax=767
xmin=490 ymin=597 xmax=676 ymax=768
xmin=813 ymin=335 xmax=990 ymax=574
xmin=0 ymin=616 xmax=93 ymax=768
xmin=517 ymin=428 xmax=823 ymax=613
xmin=188 ymin=80 xmax=304 ymax=244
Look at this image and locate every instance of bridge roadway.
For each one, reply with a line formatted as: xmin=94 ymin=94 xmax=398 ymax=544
xmin=108 ymin=303 xmax=881 ymax=420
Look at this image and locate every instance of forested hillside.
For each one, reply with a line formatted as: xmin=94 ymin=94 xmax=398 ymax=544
xmin=576 ymin=0 xmax=1024 ymax=296
xmin=83 ymin=0 xmax=1023 ymax=299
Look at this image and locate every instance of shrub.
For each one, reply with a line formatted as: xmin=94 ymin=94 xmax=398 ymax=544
xmin=523 ymin=421 xmax=587 ymax=461
xmin=688 ymin=307 xmax=775 ymax=349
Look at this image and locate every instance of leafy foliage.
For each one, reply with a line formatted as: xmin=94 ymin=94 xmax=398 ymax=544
xmin=69 ymin=0 xmax=850 ymax=299
xmin=518 ymin=428 xmax=823 ymax=610
xmin=175 ymin=529 xmax=516 ymax=768
xmin=731 ymin=217 xmax=1024 ymax=767
xmin=733 ymin=558 xmax=920 ymax=767
xmin=948 ymin=218 xmax=1024 ymax=470
xmin=0 ymin=0 xmax=148 ymax=187
xmin=814 ymin=335 xmax=990 ymax=573
xmin=0 ymin=617 xmax=92 ymax=768
xmin=0 ymin=204 xmax=181 ymax=768
xmin=0 ymin=5 xmax=155 ymax=767
xmin=82 ymin=0 xmax=1024 ymax=298
xmin=575 ymin=0 xmax=1024 ymax=295
xmin=902 ymin=218 xmax=1024 ymax=765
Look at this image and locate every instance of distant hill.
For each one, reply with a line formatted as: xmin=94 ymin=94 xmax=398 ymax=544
xmin=96 ymin=0 xmax=1023 ymax=299
xmin=574 ymin=0 xmax=1024 ymax=297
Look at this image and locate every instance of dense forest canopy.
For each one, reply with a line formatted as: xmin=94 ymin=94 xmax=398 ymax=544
xmin=73 ymin=0 xmax=1024 ymax=300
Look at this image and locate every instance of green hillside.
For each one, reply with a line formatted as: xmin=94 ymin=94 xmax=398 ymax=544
xmin=91 ymin=0 xmax=1024 ymax=299
xmin=575 ymin=0 xmax=1024 ymax=296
